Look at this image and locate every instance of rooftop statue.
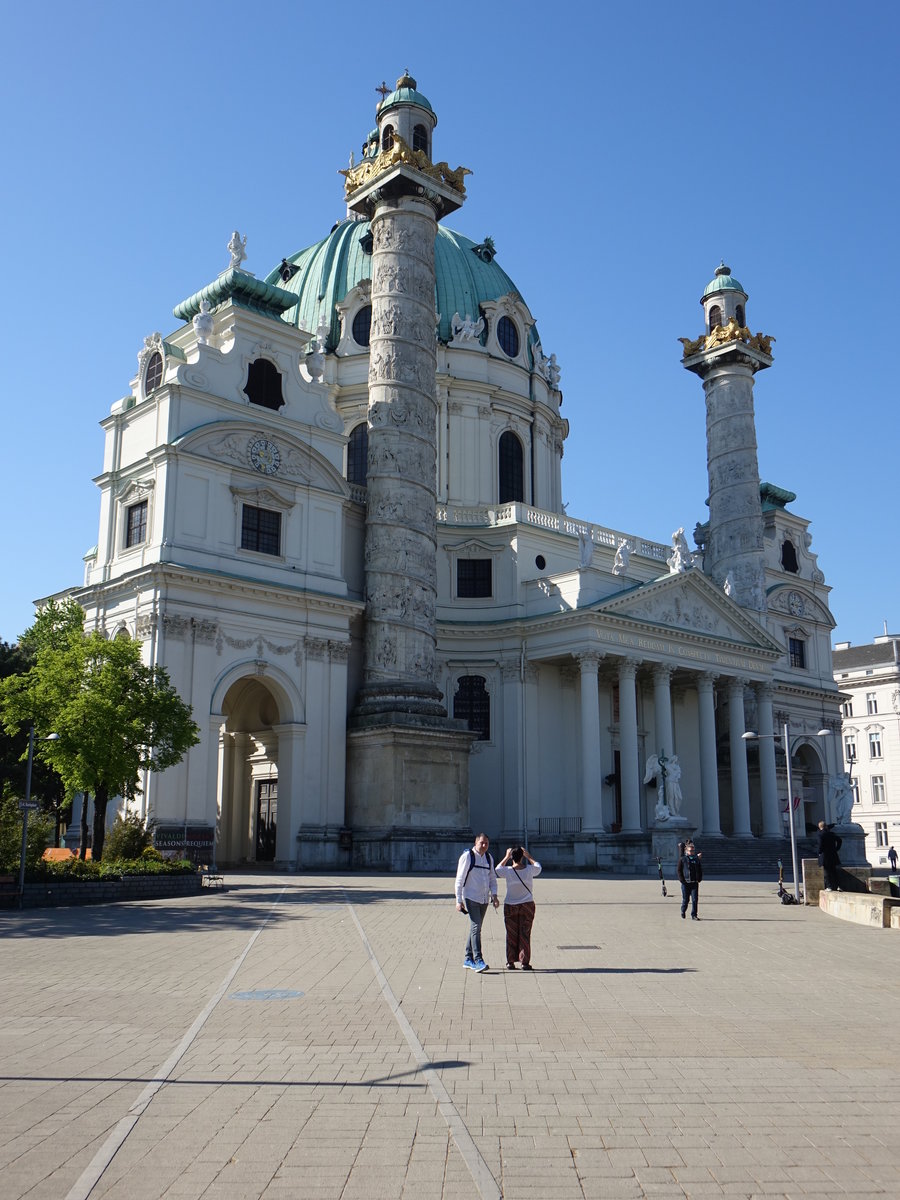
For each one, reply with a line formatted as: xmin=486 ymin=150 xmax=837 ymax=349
xmin=612 ymin=538 xmax=631 ymax=577
xmin=227 ymin=231 xmax=247 ymax=271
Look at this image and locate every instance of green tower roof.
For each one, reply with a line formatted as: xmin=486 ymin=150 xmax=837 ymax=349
xmin=702 ymin=261 xmax=746 ymax=300
xmin=377 ymin=72 xmax=435 ymax=120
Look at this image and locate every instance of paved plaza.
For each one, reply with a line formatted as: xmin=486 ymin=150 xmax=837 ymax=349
xmin=1 ymin=871 xmax=899 ymax=1199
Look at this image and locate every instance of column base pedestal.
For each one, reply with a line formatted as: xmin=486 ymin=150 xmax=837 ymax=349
xmin=346 ymin=711 xmax=476 ymax=860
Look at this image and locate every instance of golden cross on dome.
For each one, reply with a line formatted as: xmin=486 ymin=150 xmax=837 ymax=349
xmin=376 ymin=81 xmax=390 ymax=101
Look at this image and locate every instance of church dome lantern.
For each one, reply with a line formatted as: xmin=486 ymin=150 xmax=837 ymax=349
xmin=376 ymin=71 xmax=436 ymax=159
xmin=701 ymin=261 xmax=748 ymax=332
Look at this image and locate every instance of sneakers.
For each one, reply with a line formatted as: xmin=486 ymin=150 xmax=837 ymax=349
xmin=473 ymin=960 xmax=488 ymax=972
xmin=691 ymin=915 xmax=700 ymax=920
xmin=521 ymin=963 xmax=533 ymax=970
xmin=507 ymin=962 xmax=516 ymax=970
xmin=681 ymin=911 xmax=686 ymax=919
xmin=463 ymin=958 xmax=476 ymax=969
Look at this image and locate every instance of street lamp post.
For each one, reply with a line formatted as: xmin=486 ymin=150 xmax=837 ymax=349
xmin=17 ymin=727 xmax=59 ymax=908
xmin=743 ymin=723 xmax=829 ymax=904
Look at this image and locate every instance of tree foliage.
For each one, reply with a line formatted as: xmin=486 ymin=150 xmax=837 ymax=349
xmin=0 ymin=599 xmax=200 ymax=861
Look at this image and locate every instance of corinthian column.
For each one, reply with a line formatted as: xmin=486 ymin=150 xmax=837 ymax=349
xmin=618 ymin=658 xmax=641 ymax=833
xmin=652 ymin=664 xmax=674 ymax=759
xmin=728 ymin=679 xmax=752 ymax=835
xmin=696 ymin=673 xmax=722 ymax=836
xmin=576 ymin=651 xmax=604 ymax=832
xmin=756 ymin=684 xmax=781 ymax=837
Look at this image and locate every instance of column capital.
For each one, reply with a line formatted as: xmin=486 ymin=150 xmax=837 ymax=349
xmin=575 ymin=649 xmax=604 ymax=672
xmin=727 ymin=677 xmax=747 ymax=698
xmin=652 ymin=664 xmax=673 ymax=684
xmin=618 ymin=656 xmax=640 ymax=680
xmin=755 ymin=682 xmax=775 ymax=703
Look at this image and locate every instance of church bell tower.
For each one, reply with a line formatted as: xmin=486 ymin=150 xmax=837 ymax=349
xmin=681 ymin=264 xmax=775 ymax=613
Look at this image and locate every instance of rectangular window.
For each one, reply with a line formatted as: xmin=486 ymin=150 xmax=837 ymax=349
xmin=850 ymin=779 xmax=859 ymax=807
xmin=788 ymin=637 xmax=806 ymax=669
xmin=866 ymin=692 xmax=878 ymax=715
xmin=241 ymin=505 xmax=281 ymax=556
xmin=841 ymin=700 xmax=853 ymax=718
xmin=876 ymin=821 xmax=888 ymax=847
xmin=869 ymin=731 xmax=883 ymax=759
xmin=872 ymin=776 xmax=886 ymax=804
xmin=125 ymin=500 xmax=148 ymax=548
xmin=457 ymin=558 xmax=492 ymax=598
xmin=844 ymin=736 xmax=856 ymax=764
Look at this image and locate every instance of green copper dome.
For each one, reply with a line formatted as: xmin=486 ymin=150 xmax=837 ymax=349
xmin=377 ymin=72 xmax=435 ymax=119
xmin=266 ymin=221 xmax=540 ymax=354
xmin=702 ymin=261 xmax=746 ymax=300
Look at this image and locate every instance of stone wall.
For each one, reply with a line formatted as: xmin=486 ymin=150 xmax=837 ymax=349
xmin=20 ymin=873 xmax=203 ymax=909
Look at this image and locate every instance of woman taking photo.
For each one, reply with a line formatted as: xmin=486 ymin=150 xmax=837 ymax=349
xmin=496 ymin=846 xmax=542 ymax=969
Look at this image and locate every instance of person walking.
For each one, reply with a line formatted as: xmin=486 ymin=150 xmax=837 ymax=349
xmin=677 ymin=839 xmax=703 ymax=920
xmin=888 ymin=846 xmax=898 ymax=873
xmin=455 ymin=833 xmax=499 ymax=971
xmin=496 ymin=846 xmax=542 ymax=969
xmin=817 ymin=820 xmax=842 ymax=891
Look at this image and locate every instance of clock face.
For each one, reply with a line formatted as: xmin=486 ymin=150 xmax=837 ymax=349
xmin=788 ymin=591 xmax=804 ymax=616
xmin=248 ymin=437 xmax=280 ymax=476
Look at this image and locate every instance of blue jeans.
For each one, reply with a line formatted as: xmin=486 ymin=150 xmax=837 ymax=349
xmin=464 ymin=901 xmax=488 ymax=962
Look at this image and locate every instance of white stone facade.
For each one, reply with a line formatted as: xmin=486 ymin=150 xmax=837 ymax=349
xmin=49 ymin=78 xmax=847 ymax=871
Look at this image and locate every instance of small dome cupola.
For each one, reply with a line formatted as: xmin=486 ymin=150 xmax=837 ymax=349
xmin=376 ymin=71 xmax=437 ymax=160
xmin=701 ymin=261 xmax=748 ymax=333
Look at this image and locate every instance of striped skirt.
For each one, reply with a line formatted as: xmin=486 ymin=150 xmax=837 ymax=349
xmin=504 ymin=901 xmax=536 ymax=966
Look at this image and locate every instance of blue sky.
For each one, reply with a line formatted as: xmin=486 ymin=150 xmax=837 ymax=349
xmin=2 ymin=1 xmax=897 ymax=647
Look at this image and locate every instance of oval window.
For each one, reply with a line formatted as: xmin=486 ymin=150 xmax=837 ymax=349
xmin=497 ymin=316 xmax=519 ymax=358
xmin=352 ymin=305 xmax=372 ymax=347
xmin=144 ymin=351 xmax=163 ymax=393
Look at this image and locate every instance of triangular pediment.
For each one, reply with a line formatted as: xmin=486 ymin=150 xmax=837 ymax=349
xmin=594 ymin=569 xmax=782 ymax=655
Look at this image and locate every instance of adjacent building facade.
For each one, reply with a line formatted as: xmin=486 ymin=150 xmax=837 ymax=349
xmin=834 ymin=634 xmax=900 ymax=866
xmin=54 ymin=75 xmax=847 ymax=870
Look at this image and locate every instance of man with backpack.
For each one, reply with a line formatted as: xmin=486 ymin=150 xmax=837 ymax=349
xmin=455 ymin=833 xmax=499 ymax=971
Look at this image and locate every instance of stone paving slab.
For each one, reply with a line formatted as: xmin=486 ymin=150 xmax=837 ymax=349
xmin=1 ymin=873 xmax=899 ymax=1198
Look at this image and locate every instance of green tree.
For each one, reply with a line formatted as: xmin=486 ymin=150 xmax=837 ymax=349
xmin=0 ymin=600 xmax=200 ymax=861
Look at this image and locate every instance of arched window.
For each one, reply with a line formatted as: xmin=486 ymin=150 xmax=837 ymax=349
xmin=412 ymin=124 xmax=428 ymax=154
xmin=382 ymin=124 xmax=394 ymax=152
xmin=497 ymin=315 xmax=519 ymax=358
xmin=144 ymin=351 xmax=163 ymax=394
xmin=735 ymin=304 xmax=745 ymax=326
xmin=453 ymin=675 xmax=490 ymax=741
xmin=781 ymin=539 xmax=799 ymax=573
xmin=243 ymin=358 xmax=284 ymax=410
xmin=352 ymin=305 xmax=372 ymax=347
xmin=708 ymin=305 xmax=722 ymax=331
xmin=499 ymin=431 xmax=524 ymax=503
xmin=347 ymin=423 xmax=368 ymax=485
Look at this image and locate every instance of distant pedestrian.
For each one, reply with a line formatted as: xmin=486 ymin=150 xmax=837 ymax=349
xmin=496 ymin=846 xmax=542 ymax=969
xmin=817 ymin=820 xmax=842 ymax=891
xmin=455 ymin=833 xmax=499 ymax=972
xmin=889 ymin=846 xmax=898 ymax=872
xmin=677 ymin=839 xmax=703 ymax=920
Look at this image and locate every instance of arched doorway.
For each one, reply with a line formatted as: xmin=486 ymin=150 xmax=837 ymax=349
xmin=792 ymin=740 xmax=827 ymax=835
xmin=212 ymin=667 xmax=305 ymax=866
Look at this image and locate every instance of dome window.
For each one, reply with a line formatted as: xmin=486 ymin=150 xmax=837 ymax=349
xmin=735 ymin=304 xmax=745 ymax=326
xmin=412 ymin=124 xmax=428 ymax=154
xmin=382 ymin=124 xmax=394 ymax=152
xmin=347 ymin=423 xmax=368 ymax=486
xmin=535 ymin=554 xmax=546 ymax=570
xmin=499 ymin=431 xmax=524 ymax=504
xmin=144 ymin=351 xmax=163 ymax=394
xmin=352 ymin=305 xmax=372 ymax=347
xmin=497 ymin=316 xmax=520 ymax=359
xmin=243 ymin=358 xmax=284 ymax=411
xmin=708 ymin=305 xmax=722 ymax=331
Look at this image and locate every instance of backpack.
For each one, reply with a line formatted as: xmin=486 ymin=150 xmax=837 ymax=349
xmin=463 ymin=848 xmax=494 ymax=887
